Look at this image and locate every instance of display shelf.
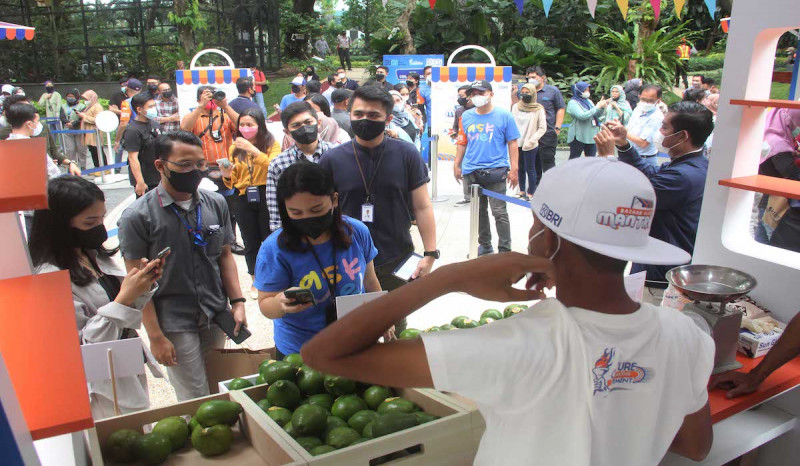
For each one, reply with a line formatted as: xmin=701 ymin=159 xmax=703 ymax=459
xmin=719 ymin=175 xmax=800 ymax=201
xmin=0 ymin=138 xmax=48 ymax=212
xmin=0 ymin=271 xmax=93 ymax=440
xmin=729 ymin=99 xmax=800 ymax=110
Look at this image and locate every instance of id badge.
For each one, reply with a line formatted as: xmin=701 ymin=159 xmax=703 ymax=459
xmin=210 ymin=129 xmax=223 ymax=142
xmin=361 ymin=203 xmax=374 ymax=223
xmin=246 ymin=186 xmax=261 ymax=203
xmin=591 ymin=119 xmax=598 ymax=127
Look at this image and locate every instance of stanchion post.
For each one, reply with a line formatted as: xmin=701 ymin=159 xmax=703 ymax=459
xmin=468 ymin=184 xmax=480 ymax=259
xmin=95 ymin=129 xmax=107 ymax=184
xmin=430 ymin=134 xmax=446 ymax=203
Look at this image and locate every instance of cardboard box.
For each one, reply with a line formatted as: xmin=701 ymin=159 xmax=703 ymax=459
xmin=88 ymin=391 xmax=306 ymax=465
xmin=230 ymin=385 xmax=478 ymax=465
xmin=738 ymin=328 xmax=784 ymax=358
xmin=219 ymin=373 xmax=264 ymax=394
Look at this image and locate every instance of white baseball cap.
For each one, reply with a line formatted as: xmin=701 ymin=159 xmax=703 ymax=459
xmin=529 ymin=157 xmax=691 ymax=265
xmin=1 ymin=84 xmax=14 ymax=94
xmin=291 ymin=77 xmax=307 ymax=86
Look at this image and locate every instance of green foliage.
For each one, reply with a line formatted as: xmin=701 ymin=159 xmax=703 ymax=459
xmin=168 ymin=0 xmax=206 ymax=30
xmin=495 ymin=37 xmax=562 ymax=74
xmin=687 ymin=53 xmax=725 ymax=72
xmin=550 ymin=72 xmax=602 ymax=98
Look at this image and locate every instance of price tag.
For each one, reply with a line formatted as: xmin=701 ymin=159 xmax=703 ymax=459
xmin=361 ymin=203 xmax=374 ymax=223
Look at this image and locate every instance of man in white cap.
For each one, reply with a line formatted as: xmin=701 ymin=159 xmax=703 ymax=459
xmin=273 ymin=76 xmax=307 ymax=115
xmin=301 ymin=157 xmax=714 ymax=465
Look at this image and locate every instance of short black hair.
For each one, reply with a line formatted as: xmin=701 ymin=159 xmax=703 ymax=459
xmin=640 ymin=84 xmax=662 ymax=99
xmin=196 ymin=85 xmax=214 ymax=101
xmin=377 ymin=65 xmax=389 ymax=73
xmin=154 ymin=131 xmax=203 ymax=160
xmin=407 ymin=72 xmax=420 ymax=82
xmin=702 ymin=77 xmax=716 ymax=86
xmin=667 ymin=101 xmax=714 ymax=147
xmin=683 ymin=88 xmax=706 ymax=103
xmin=304 ymin=93 xmax=331 ymax=117
xmin=130 ymin=92 xmax=153 ymax=115
xmin=331 ymin=88 xmax=352 ymax=104
xmin=349 ymin=84 xmax=393 ymax=116
xmin=3 ymin=94 xmax=30 ymax=109
xmin=526 ymin=66 xmax=546 ymax=77
xmin=281 ymin=101 xmax=317 ymax=129
xmin=423 ymin=66 xmax=432 ymax=73
xmin=306 ymin=80 xmax=322 ymax=94
xmin=327 ymin=74 xmax=336 ymax=84
xmin=6 ymin=103 xmax=36 ymax=128
xmin=458 ymin=85 xmax=471 ymax=92
xmin=236 ymin=77 xmax=253 ymax=94
xmin=693 ymin=74 xmax=705 ymax=81
xmin=119 ymin=77 xmax=128 ymax=84
xmin=147 ymin=75 xmax=160 ymax=82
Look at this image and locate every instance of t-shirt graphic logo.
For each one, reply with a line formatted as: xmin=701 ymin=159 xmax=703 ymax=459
xmin=592 ymin=347 xmax=652 ymax=396
xmin=593 ymin=348 xmax=614 ymax=395
xmin=465 ymin=123 xmax=495 ymax=143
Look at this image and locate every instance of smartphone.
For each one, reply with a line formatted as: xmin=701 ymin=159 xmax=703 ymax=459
xmin=212 ymin=311 xmax=251 ymax=344
xmin=393 ymin=252 xmax=424 ymax=282
xmin=156 ymin=246 xmax=171 ymax=260
xmin=284 ymin=288 xmax=316 ymax=306
xmin=218 ymin=158 xmax=231 ymax=168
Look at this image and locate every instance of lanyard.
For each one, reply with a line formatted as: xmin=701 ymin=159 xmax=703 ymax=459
xmin=352 ymin=140 xmax=387 ymax=204
xmin=307 ymin=242 xmax=337 ymax=300
xmin=169 ymin=203 xmax=207 ymax=247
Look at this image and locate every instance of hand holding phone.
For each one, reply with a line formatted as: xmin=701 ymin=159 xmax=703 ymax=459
xmin=281 ymin=288 xmax=315 ymax=314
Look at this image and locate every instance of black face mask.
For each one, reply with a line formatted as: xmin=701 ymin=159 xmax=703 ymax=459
xmin=66 ymin=97 xmax=77 ymax=105
xmin=161 ymin=91 xmax=173 ymax=100
xmin=351 ymin=118 xmax=386 ymax=141
xmin=69 ymin=224 xmax=108 ymax=250
xmin=334 ymin=82 xmax=344 ymax=89
xmin=291 ymin=124 xmax=318 ymax=145
xmin=521 ymin=94 xmax=534 ymax=103
xmin=457 ymin=97 xmax=468 ymax=107
xmin=45 ymin=86 xmax=54 ymax=93
xmin=148 ymin=84 xmax=159 ymax=94
xmin=376 ymin=74 xmax=386 ymax=81
xmin=406 ymin=80 xmax=415 ymax=88
xmin=305 ymin=70 xmax=313 ymax=75
xmin=166 ymin=168 xmax=205 ymax=194
xmin=293 ymin=209 xmax=334 ymax=239
xmin=291 ymin=85 xmax=301 ymax=94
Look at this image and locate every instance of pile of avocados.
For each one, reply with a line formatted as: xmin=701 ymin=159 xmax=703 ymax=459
xmin=397 ymin=303 xmax=528 ymax=338
xmin=240 ymin=352 xmax=440 ymax=456
xmin=104 ymin=399 xmax=243 ymax=464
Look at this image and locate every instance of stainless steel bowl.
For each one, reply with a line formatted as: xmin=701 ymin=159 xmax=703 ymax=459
xmin=665 ymin=265 xmax=757 ymax=303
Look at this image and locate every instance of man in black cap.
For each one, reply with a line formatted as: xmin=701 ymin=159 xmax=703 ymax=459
xmin=455 ymin=80 xmax=521 ymax=255
xmin=330 ymin=88 xmax=353 ymax=137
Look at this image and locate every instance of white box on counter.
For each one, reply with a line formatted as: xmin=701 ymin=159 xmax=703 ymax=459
xmin=218 ymin=373 xmax=262 ymax=393
xmin=738 ymin=328 xmax=784 ymax=358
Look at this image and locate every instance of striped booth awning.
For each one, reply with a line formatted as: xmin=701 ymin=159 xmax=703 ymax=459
xmin=0 ymin=21 xmax=35 ymax=41
xmin=721 ymin=17 xmax=731 ymax=34
xmin=432 ymin=66 xmax=512 ymax=83
xmin=175 ymin=68 xmax=251 ymax=85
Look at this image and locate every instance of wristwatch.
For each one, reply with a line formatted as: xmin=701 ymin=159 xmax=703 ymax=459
xmin=230 ymin=297 xmax=246 ymax=305
xmin=423 ymin=250 xmax=440 ymax=259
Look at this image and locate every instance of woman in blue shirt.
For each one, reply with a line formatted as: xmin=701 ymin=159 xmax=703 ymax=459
xmin=254 ymin=162 xmax=387 ymax=358
xmin=566 ymin=81 xmax=607 ymax=160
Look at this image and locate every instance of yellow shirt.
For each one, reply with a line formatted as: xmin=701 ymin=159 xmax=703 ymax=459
xmin=224 ymin=140 xmax=281 ymax=195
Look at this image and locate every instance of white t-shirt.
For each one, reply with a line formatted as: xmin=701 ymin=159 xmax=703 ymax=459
xmin=421 ymin=299 xmax=714 ymax=466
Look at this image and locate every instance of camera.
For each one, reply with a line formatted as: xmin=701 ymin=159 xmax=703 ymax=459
xmin=212 ymin=89 xmax=226 ymax=100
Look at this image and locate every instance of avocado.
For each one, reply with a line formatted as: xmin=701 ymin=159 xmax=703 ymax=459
xmin=267 ymin=380 xmax=302 ymax=409
xmin=377 ymin=397 xmax=419 ymax=414
xmin=291 ymin=404 xmax=328 ymax=437
xmin=350 ymin=437 xmax=370 ymax=446
xmin=260 ymin=360 xmax=298 ymax=384
xmin=326 ymin=426 xmax=361 ymax=449
xmin=331 ymin=394 xmax=368 ymax=421
xmin=255 ymin=374 xmax=267 ymax=385
xmin=362 ymin=421 xmax=374 ymax=438
xmin=105 ymin=428 xmax=141 ymax=463
xmin=191 ymin=424 xmax=234 ymax=457
xmin=398 ymin=328 xmax=421 ymax=339
xmin=324 ymin=415 xmax=348 ymax=439
xmin=295 ymin=436 xmax=323 ymax=451
xmin=413 ymin=412 xmax=440 ymax=424
xmin=258 ymin=358 xmax=278 ymax=373
xmin=266 ymin=406 xmax=293 ymax=427
xmin=283 ymin=352 xmax=304 ymax=369
xmin=283 ymin=421 xmax=298 ymax=438
xmin=439 ymin=324 xmax=456 ymax=331
xmin=324 ymin=375 xmax=357 ymax=397
xmin=456 ymin=318 xmax=478 ymax=329
xmin=363 ymin=385 xmax=393 ymax=410
xmin=481 ymin=308 xmax=504 ymax=320
xmin=151 ymin=416 xmax=189 ymax=451
xmin=227 ymin=377 xmax=254 ymax=390
xmin=303 ymin=393 xmax=335 ymax=412
xmin=195 ymin=400 xmax=243 ymax=427
xmin=478 ymin=317 xmax=495 ymax=326
xmin=504 ymin=304 xmax=527 ymax=318
xmin=371 ymin=412 xmax=419 ymax=438
xmin=309 ymin=444 xmax=336 ymax=456
xmin=189 ymin=416 xmax=200 ymax=433
xmin=424 ymin=326 xmax=441 ymax=332
xmin=348 ymin=410 xmax=379 ymax=433
xmin=450 ymin=316 xmax=470 ymax=327
xmin=296 ymin=365 xmax=326 ymax=395
xmin=256 ymin=398 xmax=272 ymax=412
xmin=134 ymin=432 xmax=172 ymax=465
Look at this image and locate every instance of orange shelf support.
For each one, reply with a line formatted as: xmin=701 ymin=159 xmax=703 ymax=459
xmin=0 ymin=138 xmax=48 ymax=213
xmin=729 ymin=99 xmax=800 ymax=110
xmin=719 ymin=175 xmax=800 ymax=200
xmin=0 ymin=271 xmax=94 ymax=439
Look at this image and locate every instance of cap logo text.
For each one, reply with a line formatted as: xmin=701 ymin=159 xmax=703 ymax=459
xmin=539 ymin=203 xmax=563 ymax=227
xmin=596 ymin=197 xmax=654 ymax=231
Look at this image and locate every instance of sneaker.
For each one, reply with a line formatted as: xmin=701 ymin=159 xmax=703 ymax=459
xmin=455 ymin=199 xmax=470 ymax=206
xmin=231 ymin=242 xmax=246 ymax=255
xmin=477 ymin=245 xmax=494 ymax=256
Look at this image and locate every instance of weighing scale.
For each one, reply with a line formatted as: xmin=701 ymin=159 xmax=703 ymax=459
xmin=666 ymin=265 xmax=758 ymax=374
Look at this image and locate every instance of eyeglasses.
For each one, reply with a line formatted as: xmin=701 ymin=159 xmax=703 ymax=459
xmin=164 ymin=159 xmax=208 ymax=170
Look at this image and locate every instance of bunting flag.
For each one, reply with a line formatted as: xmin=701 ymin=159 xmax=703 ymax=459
xmin=429 ymin=0 xmax=436 ymax=9
xmin=704 ymin=0 xmax=716 ymax=18
xmin=382 ymin=0 xmax=388 ymax=6
xmin=616 ymin=0 xmax=628 ymax=19
xmin=586 ymin=0 xmax=598 ymax=18
xmin=650 ymin=0 xmax=661 ymax=21
xmin=674 ymin=0 xmax=686 ymax=19
xmin=0 ymin=21 xmax=35 ymax=41
xmin=543 ymin=0 xmax=553 ymax=17
xmin=514 ymin=0 xmax=525 ymax=15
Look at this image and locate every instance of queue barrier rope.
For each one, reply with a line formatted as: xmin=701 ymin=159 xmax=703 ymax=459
xmin=81 ymin=162 xmax=128 ymax=176
xmin=50 ymin=129 xmax=95 ymax=135
xmin=480 ymin=188 xmax=532 ymax=209
xmin=467 ymin=184 xmax=531 ymax=258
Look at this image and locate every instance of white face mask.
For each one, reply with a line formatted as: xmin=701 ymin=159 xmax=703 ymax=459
xmin=471 ymin=95 xmax=490 ymax=108
xmin=528 ymin=228 xmax=561 ymax=261
xmin=529 ymin=78 xmax=541 ymax=87
xmin=401 ymin=95 xmax=409 ymax=103
xmin=581 ymin=91 xmax=590 ymax=99
xmin=657 ymin=130 xmax=687 ymax=153
xmin=0 ymin=115 xmax=7 ymax=128
xmin=425 ymin=77 xmax=432 ymax=85
xmin=31 ymin=121 xmax=43 ymax=137
xmin=638 ymin=102 xmax=655 ymax=113
xmin=393 ymin=103 xmax=404 ymax=113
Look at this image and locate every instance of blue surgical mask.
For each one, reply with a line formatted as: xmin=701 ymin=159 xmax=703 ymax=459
xmin=144 ymin=107 xmax=158 ymax=120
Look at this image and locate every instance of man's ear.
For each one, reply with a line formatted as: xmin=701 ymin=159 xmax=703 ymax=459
xmin=154 ymin=158 xmax=165 ymax=173
xmin=385 ymin=114 xmax=394 ymax=125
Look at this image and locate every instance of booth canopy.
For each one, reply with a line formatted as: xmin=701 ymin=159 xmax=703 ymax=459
xmin=0 ymin=21 xmax=35 ymax=41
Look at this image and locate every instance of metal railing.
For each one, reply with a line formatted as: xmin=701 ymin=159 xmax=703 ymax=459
xmin=466 ymin=184 xmax=532 ymax=259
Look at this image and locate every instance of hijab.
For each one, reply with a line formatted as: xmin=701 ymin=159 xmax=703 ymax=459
xmin=610 ymin=85 xmax=627 ymax=103
xmin=81 ymin=90 xmax=99 ymax=110
xmin=571 ymin=81 xmax=593 ymax=111
xmin=66 ymin=88 xmax=81 ymax=106
xmin=763 ymin=107 xmax=800 ymax=162
xmin=605 ymin=85 xmax=632 ymax=124
xmin=518 ymin=83 xmax=543 ymax=113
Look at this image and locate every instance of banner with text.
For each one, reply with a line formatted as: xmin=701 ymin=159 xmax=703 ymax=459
xmin=382 ymin=55 xmax=445 ymax=85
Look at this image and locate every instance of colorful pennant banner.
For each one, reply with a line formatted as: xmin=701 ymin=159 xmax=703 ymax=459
xmin=514 ymin=0 xmax=525 ymax=16
xmin=674 ymin=0 xmax=686 ymax=19
xmin=586 ymin=0 xmax=598 ymax=18
xmin=543 ymin=0 xmax=553 ymax=17
xmin=704 ymin=0 xmax=716 ymax=18
xmin=650 ymin=0 xmax=661 ymax=21
xmin=429 ymin=0 xmax=436 ymax=9
xmin=616 ymin=0 xmax=629 ymax=19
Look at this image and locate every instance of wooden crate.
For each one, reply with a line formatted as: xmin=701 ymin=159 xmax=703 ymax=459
xmin=88 ymin=391 xmax=306 ymax=465
xmin=431 ymin=392 xmax=486 ymax=448
xmin=230 ymin=386 xmax=479 ymax=465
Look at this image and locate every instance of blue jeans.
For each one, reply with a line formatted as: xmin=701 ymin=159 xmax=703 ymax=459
xmin=254 ymin=93 xmax=268 ymax=118
xmin=569 ymin=140 xmax=597 ymax=159
xmin=518 ymin=147 xmax=539 ymax=195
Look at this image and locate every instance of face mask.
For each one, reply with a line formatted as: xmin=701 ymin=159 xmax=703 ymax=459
xmin=471 ymin=95 xmax=490 ymax=108
xmin=291 ymin=85 xmax=301 ymax=94
xmin=351 ymin=118 xmax=386 ymax=141
xmin=293 ymin=209 xmax=334 ymax=239
xmin=693 ymin=82 xmax=702 ymax=89
xmin=31 ymin=121 xmax=43 ymax=137
xmin=529 ymin=78 xmax=541 ymax=87
xmin=406 ymin=80 xmax=415 ymax=88
xmin=528 ymin=228 xmax=561 ymax=261
xmin=66 ymin=97 xmax=77 ymax=105
xmin=638 ymin=102 xmax=655 ymax=113
xmin=161 ymin=91 xmax=173 ymax=100
xmin=338 ymin=74 xmax=346 ymax=81
xmin=166 ymin=167 xmax=204 ymax=194
xmin=334 ymin=82 xmax=344 ymax=89
xmin=658 ymin=131 xmax=687 ymax=153
xmin=305 ymin=70 xmax=313 ymax=75
xmin=121 ymin=87 xmax=126 ymax=93
xmin=521 ymin=94 xmax=533 ymax=104
xmin=205 ymin=101 xmax=217 ymax=111
xmin=239 ymin=126 xmax=259 ymax=139
xmin=425 ymin=77 xmax=432 ymax=85
xmin=457 ymin=97 xmax=468 ymax=107
xmin=144 ymin=107 xmax=158 ymax=120
xmin=69 ymin=224 xmax=108 ymax=250
xmin=704 ymin=90 xmax=711 ymax=96
xmin=148 ymin=84 xmax=159 ymax=94
xmin=393 ymin=103 xmax=404 ymax=114
xmin=376 ymin=73 xmax=386 ymax=81
xmin=45 ymin=86 xmax=54 ymax=93
xmin=291 ymin=124 xmax=318 ymax=145
xmin=0 ymin=116 xmax=7 ymax=128
xmin=401 ymin=95 xmax=409 ymax=103
xmin=581 ymin=91 xmax=590 ymax=99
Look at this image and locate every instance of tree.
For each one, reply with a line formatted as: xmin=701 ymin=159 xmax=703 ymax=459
xmin=169 ymin=0 xmax=206 ymax=55
xmin=281 ymin=0 xmax=321 ymax=59
xmin=342 ymin=0 xmax=390 ymax=48
xmin=397 ymin=0 xmax=417 ymax=54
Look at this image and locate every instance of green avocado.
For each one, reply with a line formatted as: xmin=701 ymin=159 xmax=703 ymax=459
xmin=296 ymin=365 xmax=326 ymax=396
xmin=267 ymin=380 xmax=302 ymax=409
xmin=191 ymin=424 xmax=234 ymax=457
xmin=266 ymin=406 xmax=293 ymax=427
xmin=255 ymin=374 xmax=267 ymax=385
xmin=283 ymin=352 xmax=304 ymax=369
xmin=456 ymin=318 xmax=478 ymax=329
xmin=195 ymin=400 xmax=243 ymax=427
xmin=504 ymin=304 xmax=527 ymax=318
xmin=362 ymin=421 xmax=374 ymax=438
xmin=326 ymin=426 xmax=361 ymax=449
xmin=331 ymin=394 xmax=368 ymax=421
xmin=480 ymin=308 xmax=503 ymax=320
xmin=295 ymin=436 xmax=323 ymax=451
xmin=424 ymin=326 xmax=441 ymax=332
xmin=303 ymin=393 xmax=335 ymax=412
xmin=478 ymin=317 xmax=495 ymax=326
xmin=151 ymin=416 xmax=189 ymax=451
xmin=260 ymin=360 xmax=298 ymax=384
xmin=363 ymin=385 xmax=393 ymax=410
xmin=413 ymin=412 xmax=440 ymax=424
xmin=450 ymin=316 xmax=470 ymax=327
xmin=377 ymin=397 xmax=419 ymax=415
xmin=283 ymin=421 xmax=298 ymax=438
xmin=291 ymin=404 xmax=328 ymax=437
xmin=256 ymin=398 xmax=272 ymax=412
xmin=227 ymin=377 xmax=254 ymax=390
xmin=309 ymin=444 xmax=336 ymax=456
xmin=348 ymin=410 xmax=378 ymax=434
xmin=371 ymin=412 xmax=419 ymax=438
xmin=105 ymin=428 xmax=142 ymax=463
xmin=398 ymin=328 xmax=421 ymax=339
xmin=324 ymin=415 xmax=348 ymax=439
xmin=189 ymin=416 xmax=200 ymax=433
xmin=439 ymin=324 xmax=456 ymax=331
xmin=323 ymin=375 xmax=357 ymax=397
xmin=258 ymin=358 xmax=278 ymax=374
xmin=134 ymin=432 xmax=172 ymax=465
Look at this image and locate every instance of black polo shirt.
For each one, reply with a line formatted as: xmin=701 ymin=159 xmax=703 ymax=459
xmin=122 ymin=119 xmax=162 ymax=188
xmin=319 ymin=137 xmax=429 ymax=267
xmin=109 ymin=90 xmax=127 ymax=110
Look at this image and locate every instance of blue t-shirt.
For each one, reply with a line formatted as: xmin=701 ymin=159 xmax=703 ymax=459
xmin=457 ymin=108 xmax=521 ymax=175
xmin=254 ymin=217 xmax=378 ymax=355
xmin=280 ymin=93 xmax=305 ymax=111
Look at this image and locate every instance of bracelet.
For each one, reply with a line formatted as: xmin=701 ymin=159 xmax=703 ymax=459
xmin=616 ymin=142 xmax=633 ymax=152
xmin=230 ymin=297 xmax=246 ymax=305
